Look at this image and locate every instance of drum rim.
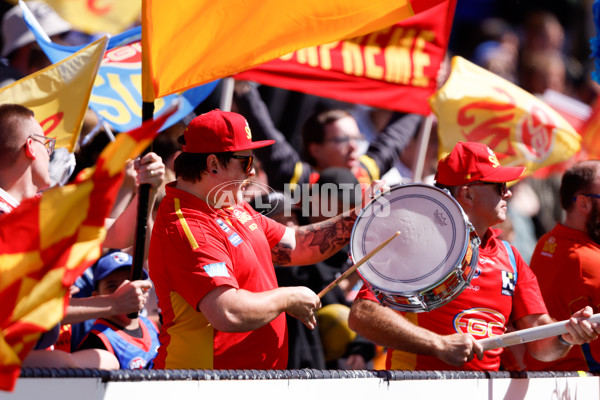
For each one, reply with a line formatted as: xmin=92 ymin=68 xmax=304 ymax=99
xmin=350 ymin=183 xmax=470 ymax=290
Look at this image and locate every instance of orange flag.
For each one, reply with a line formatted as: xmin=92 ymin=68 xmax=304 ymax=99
xmin=0 ymin=106 xmax=175 ymax=392
xmin=430 ymin=56 xmax=581 ymax=176
xmin=141 ymin=0 xmax=447 ymax=101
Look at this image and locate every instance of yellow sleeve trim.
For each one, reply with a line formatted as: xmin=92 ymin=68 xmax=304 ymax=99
xmin=174 ymin=197 xmax=199 ymax=250
xmin=289 ymin=161 xmax=304 ymax=192
xmin=359 ymin=154 xmax=380 ymax=181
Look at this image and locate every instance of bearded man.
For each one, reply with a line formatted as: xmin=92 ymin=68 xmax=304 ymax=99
xmin=526 ymin=160 xmax=600 ymax=371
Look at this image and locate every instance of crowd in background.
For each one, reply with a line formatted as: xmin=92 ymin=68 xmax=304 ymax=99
xmin=1 ymin=0 xmax=600 ymax=372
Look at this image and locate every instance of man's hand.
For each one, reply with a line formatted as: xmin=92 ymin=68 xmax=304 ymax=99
xmin=284 ymin=286 xmax=322 ymax=330
xmin=110 ymin=279 xmax=152 ymax=316
xmin=562 ymin=306 xmax=600 ymax=345
xmin=361 ymin=179 xmax=390 ymax=208
xmin=134 ymin=152 xmax=165 ymax=189
xmin=435 ymin=333 xmax=483 ymax=367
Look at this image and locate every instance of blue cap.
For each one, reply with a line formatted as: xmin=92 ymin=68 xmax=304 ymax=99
xmin=93 ymin=251 xmax=148 ymax=287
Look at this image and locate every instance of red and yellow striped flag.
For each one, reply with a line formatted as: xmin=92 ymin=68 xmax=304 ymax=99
xmin=430 ymin=56 xmax=581 ymax=176
xmin=0 ymin=105 xmax=175 ymax=392
xmin=141 ymin=0 xmax=447 ymax=101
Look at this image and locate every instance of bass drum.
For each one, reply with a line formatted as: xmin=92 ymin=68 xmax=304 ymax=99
xmin=351 ymin=184 xmax=480 ymax=313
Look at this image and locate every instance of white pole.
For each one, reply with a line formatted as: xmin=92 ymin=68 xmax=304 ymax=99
xmin=219 ymin=77 xmax=235 ymax=111
xmin=411 ymin=113 xmax=434 ymax=183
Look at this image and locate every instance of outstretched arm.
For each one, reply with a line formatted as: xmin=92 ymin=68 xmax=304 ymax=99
xmin=520 ymin=307 xmax=600 ymax=362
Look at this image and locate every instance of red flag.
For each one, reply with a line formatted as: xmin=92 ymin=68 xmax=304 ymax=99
xmin=236 ymin=0 xmax=455 ymax=115
xmin=0 ymin=106 xmax=176 ymax=391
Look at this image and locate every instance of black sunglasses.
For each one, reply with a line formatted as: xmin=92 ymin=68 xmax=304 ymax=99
xmin=467 ymin=181 xmax=508 ymax=196
xmin=231 ymin=154 xmax=255 ymax=174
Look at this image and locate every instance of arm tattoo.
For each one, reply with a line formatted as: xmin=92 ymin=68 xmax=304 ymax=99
xmin=298 ymin=211 xmax=357 ymax=257
xmin=271 ymin=210 xmax=358 ymax=266
xmin=271 ymin=240 xmax=293 ymax=265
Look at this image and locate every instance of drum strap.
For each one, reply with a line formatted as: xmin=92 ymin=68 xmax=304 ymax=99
xmin=502 ymin=240 xmax=518 ymax=284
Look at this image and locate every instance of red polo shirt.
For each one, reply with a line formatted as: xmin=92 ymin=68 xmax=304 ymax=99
xmin=149 ymin=183 xmax=286 ymax=369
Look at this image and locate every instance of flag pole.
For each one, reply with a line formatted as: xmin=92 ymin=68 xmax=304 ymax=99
xmin=220 ymin=77 xmax=235 ymax=111
xmin=411 ymin=113 xmax=434 ymax=183
xmin=127 ymin=101 xmax=154 ymax=319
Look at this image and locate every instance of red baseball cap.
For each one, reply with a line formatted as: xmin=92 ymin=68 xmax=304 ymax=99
xmin=182 ymin=109 xmax=275 ymax=153
xmin=435 ymin=142 xmax=525 ymax=186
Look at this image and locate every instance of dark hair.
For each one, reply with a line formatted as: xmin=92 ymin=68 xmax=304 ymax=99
xmin=301 ymin=108 xmax=352 ymax=166
xmin=560 ymin=160 xmax=600 ymax=211
xmin=0 ymin=103 xmax=35 ymax=168
xmin=173 ymin=134 xmax=232 ymax=182
xmin=434 ymin=182 xmax=460 ymax=198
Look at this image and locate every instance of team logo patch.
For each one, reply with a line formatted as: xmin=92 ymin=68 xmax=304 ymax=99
xmin=501 ymin=270 xmax=516 ymax=296
xmin=203 ymin=262 xmax=230 ymax=277
xmin=129 ymin=357 xmax=147 ymax=369
xmin=453 ymin=308 xmax=505 ymax=338
xmin=216 ymin=218 xmax=231 ymax=233
xmin=228 ymin=233 xmax=243 ymax=247
xmin=541 ymin=236 xmax=557 ymax=257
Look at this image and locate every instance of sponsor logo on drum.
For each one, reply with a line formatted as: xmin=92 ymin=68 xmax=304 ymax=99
xmin=453 ymin=308 xmax=505 ymax=338
xmin=433 ymin=209 xmax=447 ymax=226
xmin=206 ymin=181 xmax=390 ymax=219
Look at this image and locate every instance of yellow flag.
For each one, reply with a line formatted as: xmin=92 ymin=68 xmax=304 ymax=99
xmin=142 ymin=0 xmax=447 ymax=101
xmin=429 ymin=56 xmax=581 ymax=175
xmin=41 ymin=0 xmax=140 ymax=35
xmin=0 ymin=36 xmax=107 ymax=152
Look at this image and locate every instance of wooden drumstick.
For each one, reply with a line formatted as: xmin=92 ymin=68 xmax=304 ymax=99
xmin=318 ymin=231 xmax=401 ymax=299
xmin=479 ymin=313 xmax=600 ymax=351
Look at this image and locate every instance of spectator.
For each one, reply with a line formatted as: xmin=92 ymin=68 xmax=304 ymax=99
xmin=526 ymin=160 xmax=600 ymax=372
xmin=77 ymin=251 xmax=160 ymax=369
xmin=348 ymin=141 xmax=600 ymax=371
xmin=0 ymin=1 xmax=72 ymax=86
xmin=148 ymin=109 xmax=385 ymax=369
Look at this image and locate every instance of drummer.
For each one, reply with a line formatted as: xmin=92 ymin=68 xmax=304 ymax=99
xmin=148 ymin=109 xmax=386 ymax=370
xmin=348 ymin=141 xmax=600 ymax=371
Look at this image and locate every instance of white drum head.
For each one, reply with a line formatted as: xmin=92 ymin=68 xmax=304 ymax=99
xmin=351 ymin=184 xmax=469 ymax=294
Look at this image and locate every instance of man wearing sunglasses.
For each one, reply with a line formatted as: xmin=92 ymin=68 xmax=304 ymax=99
xmin=349 ymin=141 xmax=600 ymax=371
xmin=526 ymin=160 xmax=600 ymax=372
xmin=149 ymin=109 xmax=385 ymax=370
xmin=0 ymin=104 xmax=54 ymax=214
